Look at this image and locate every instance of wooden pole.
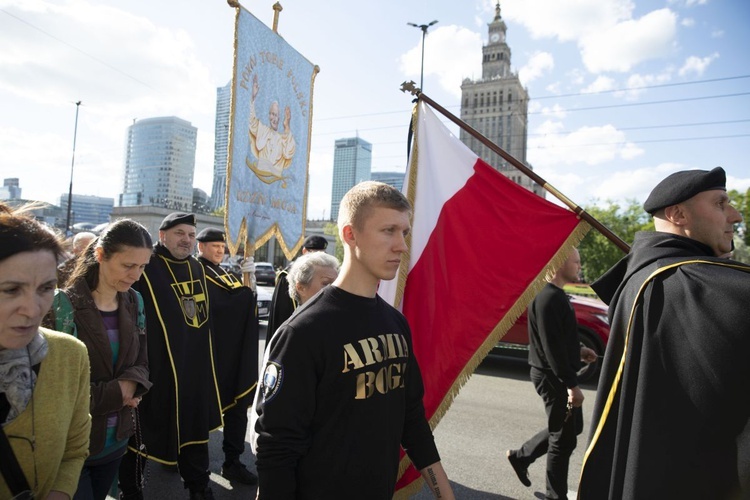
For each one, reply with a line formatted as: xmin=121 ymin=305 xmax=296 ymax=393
xmin=401 ymin=81 xmax=630 ymax=254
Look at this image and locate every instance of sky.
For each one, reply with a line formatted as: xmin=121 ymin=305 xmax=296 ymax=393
xmin=1 ymin=0 xmax=749 ymax=221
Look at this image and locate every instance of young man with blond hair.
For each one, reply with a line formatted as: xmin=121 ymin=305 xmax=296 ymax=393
xmin=252 ymin=182 xmax=454 ymax=499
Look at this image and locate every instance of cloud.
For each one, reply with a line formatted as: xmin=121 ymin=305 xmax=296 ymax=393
xmin=398 ymin=25 xmax=482 ymax=97
xmin=540 ymin=104 xmax=567 ymax=119
xmin=681 ymin=17 xmax=695 ymax=27
xmin=678 ymin=53 xmax=719 ymax=77
xmin=545 ymin=81 xmax=562 ymax=94
xmin=581 ymin=9 xmax=678 ymax=73
xmin=518 ymin=51 xmax=554 ymax=86
xmin=595 ymin=163 xmax=684 ymax=201
xmin=503 ymin=0 xmax=634 ymax=42
xmin=529 ymin=121 xmax=644 ymax=168
xmin=581 ymin=75 xmax=616 ymax=94
xmin=0 ymin=0 xmax=218 ymax=204
xmin=503 ymin=1 xmax=678 ymax=74
xmin=614 ymin=71 xmax=672 ymax=100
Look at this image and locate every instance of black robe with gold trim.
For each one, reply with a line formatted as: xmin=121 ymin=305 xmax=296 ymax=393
xmin=131 ymin=244 xmax=222 ymax=463
xmin=267 ymin=268 xmax=296 ymax=336
xmin=579 ymin=232 xmax=750 ymax=499
xmin=199 ymin=257 xmax=259 ymax=411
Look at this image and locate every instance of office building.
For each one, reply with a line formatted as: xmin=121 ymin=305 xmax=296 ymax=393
xmin=119 ymin=116 xmax=198 ymax=210
xmin=460 ymin=3 xmax=543 ymax=196
xmin=0 ymin=178 xmax=22 ymax=200
xmin=371 ymin=171 xmax=405 ymax=192
xmin=59 ymin=193 xmax=114 ymax=226
xmin=211 ymin=81 xmax=231 ymax=210
xmin=330 ymin=137 xmax=372 ymax=221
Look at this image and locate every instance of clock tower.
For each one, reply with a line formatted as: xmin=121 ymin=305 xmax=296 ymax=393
xmin=459 ymin=2 xmax=544 ymax=197
xmin=483 ymin=3 xmax=511 ymax=79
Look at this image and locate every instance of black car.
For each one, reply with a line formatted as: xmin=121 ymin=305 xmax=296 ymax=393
xmin=254 ymin=262 xmax=276 ymax=286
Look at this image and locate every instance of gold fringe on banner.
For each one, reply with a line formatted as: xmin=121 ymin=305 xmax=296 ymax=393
xmin=392 ymin=103 xmax=420 ymax=310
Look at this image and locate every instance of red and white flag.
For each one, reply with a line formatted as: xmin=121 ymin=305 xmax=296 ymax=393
xmin=379 ymin=101 xmax=589 ymax=497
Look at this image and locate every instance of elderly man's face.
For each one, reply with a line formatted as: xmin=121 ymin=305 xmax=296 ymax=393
xmin=296 ymin=264 xmax=339 ymax=305
xmin=682 ymin=190 xmax=742 ymax=256
xmin=159 ymin=224 xmax=196 ymax=260
xmin=269 ymin=102 xmax=279 ymax=131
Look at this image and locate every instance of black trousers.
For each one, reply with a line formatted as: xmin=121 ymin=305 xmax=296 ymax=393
xmin=516 ymin=367 xmax=581 ymax=500
xmin=222 ymin=396 xmax=250 ymax=464
xmin=119 ymin=441 xmax=209 ymax=495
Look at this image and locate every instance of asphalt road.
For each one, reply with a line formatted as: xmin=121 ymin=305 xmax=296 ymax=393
xmin=114 ymin=323 xmax=599 ymax=499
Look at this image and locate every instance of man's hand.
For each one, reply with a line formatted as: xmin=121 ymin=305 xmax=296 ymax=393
xmin=568 ymin=386 xmax=584 ymax=408
xmin=252 ymin=73 xmax=259 ymax=101
xmin=580 ymin=346 xmax=598 ymax=364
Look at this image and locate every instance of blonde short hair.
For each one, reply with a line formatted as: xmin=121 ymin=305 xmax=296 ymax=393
xmin=336 ymin=181 xmax=411 ymax=234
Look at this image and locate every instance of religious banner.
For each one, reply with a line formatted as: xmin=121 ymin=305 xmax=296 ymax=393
xmin=225 ymin=4 xmax=318 ymax=259
xmin=379 ymin=100 xmax=590 ymax=497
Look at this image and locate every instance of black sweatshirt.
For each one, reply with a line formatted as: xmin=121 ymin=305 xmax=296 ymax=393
xmin=253 ymin=286 xmax=439 ymax=499
xmin=527 ymin=283 xmax=581 ymax=388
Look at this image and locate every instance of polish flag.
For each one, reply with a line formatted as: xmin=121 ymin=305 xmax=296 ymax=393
xmin=379 ymin=101 xmax=589 ymax=497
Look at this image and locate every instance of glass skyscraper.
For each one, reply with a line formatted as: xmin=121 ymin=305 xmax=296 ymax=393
xmin=330 ymin=137 xmax=372 ymax=221
xmin=58 ymin=193 xmax=114 ymax=225
xmin=119 ymin=116 xmax=197 ymax=210
xmin=211 ymin=81 xmax=231 ymax=210
xmin=370 ymin=171 xmax=405 ymax=192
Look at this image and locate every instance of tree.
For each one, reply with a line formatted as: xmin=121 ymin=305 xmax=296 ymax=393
xmin=578 ymin=200 xmax=653 ymax=283
xmin=324 ymin=222 xmax=344 ymax=262
xmin=728 ymin=189 xmax=748 ymax=247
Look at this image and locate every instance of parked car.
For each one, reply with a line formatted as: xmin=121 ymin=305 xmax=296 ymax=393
xmin=256 ymin=285 xmax=272 ymax=320
xmin=254 ymin=262 xmax=276 ymax=286
xmin=491 ymin=294 xmax=610 ymax=383
xmin=219 ymin=261 xmax=241 ymax=276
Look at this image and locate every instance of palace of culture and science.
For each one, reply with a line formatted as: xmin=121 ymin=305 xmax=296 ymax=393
xmin=460 ymin=3 xmax=544 ymax=197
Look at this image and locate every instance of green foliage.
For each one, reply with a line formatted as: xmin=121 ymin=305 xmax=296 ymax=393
xmin=324 ymin=222 xmax=344 ymax=262
xmin=728 ymin=189 xmax=749 ymax=247
xmin=578 ymin=200 xmax=654 ymax=283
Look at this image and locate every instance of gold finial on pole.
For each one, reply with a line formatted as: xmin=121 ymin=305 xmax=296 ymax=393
xmin=227 ymin=0 xmax=240 ymax=8
xmin=272 ymin=2 xmax=283 ymax=32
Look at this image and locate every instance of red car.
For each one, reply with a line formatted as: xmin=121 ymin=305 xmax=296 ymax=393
xmin=492 ymin=294 xmax=610 ymax=383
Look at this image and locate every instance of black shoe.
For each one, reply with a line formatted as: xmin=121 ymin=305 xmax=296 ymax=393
xmin=221 ymin=460 xmax=258 ymax=485
xmin=189 ymin=487 xmax=214 ymax=500
xmin=507 ymin=449 xmax=531 ymax=487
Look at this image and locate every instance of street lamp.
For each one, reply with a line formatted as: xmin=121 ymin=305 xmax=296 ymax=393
xmin=65 ymin=100 xmax=82 ymax=236
xmin=407 ymin=20 xmax=438 ymax=91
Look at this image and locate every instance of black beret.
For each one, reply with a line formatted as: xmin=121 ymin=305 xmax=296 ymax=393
xmin=643 ymin=167 xmax=726 ymax=215
xmin=196 ymin=227 xmax=225 ymax=242
xmin=302 ymin=235 xmax=328 ymax=250
xmin=159 ymin=212 xmax=196 ymax=231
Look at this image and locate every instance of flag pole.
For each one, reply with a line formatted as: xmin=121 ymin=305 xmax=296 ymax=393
xmin=401 ymin=81 xmax=630 ymax=254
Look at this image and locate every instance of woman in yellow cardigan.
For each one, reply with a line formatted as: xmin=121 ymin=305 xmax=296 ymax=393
xmin=0 ymin=203 xmax=91 ymax=500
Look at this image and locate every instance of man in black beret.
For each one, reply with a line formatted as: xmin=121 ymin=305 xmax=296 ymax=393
xmin=266 ymin=234 xmax=329 ymax=335
xmin=120 ymin=213 xmax=222 ymax=500
xmin=196 ymin=227 xmax=259 ymax=485
xmin=579 ymin=167 xmax=750 ymax=499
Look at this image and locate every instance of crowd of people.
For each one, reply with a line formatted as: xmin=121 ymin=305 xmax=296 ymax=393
xmin=1 ymin=165 xmax=748 ymax=500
